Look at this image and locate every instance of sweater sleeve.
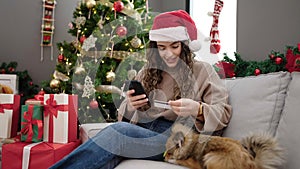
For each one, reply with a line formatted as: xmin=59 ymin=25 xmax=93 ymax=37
xmin=194 ymin=61 xmax=232 ymax=132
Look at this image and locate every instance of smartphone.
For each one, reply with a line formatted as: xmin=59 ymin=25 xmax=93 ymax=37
xmin=123 ymin=80 xmax=150 ymax=105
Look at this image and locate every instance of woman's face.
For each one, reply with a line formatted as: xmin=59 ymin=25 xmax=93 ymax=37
xmin=157 ymin=41 xmax=182 ymax=68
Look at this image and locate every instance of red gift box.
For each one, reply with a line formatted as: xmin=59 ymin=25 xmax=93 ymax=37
xmin=43 ymin=94 xmax=78 ymax=144
xmin=2 ymin=140 xmax=81 ymax=169
xmin=0 ymin=94 xmax=20 ymax=138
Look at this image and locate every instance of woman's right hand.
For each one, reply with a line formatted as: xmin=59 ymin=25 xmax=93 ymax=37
xmin=126 ymin=89 xmax=149 ymax=112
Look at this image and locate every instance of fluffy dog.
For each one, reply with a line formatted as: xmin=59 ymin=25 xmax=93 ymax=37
xmin=164 ymin=123 xmax=285 ymax=169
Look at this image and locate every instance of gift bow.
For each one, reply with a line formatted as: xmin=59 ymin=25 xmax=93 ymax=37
xmin=43 ymin=94 xmax=69 ymax=143
xmin=44 ymin=95 xmax=69 ymax=117
xmin=0 ymin=102 xmax=13 ymax=113
xmin=21 ymin=105 xmax=43 ymax=142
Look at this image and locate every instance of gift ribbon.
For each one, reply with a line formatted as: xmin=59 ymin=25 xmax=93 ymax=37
xmin=22 ymin=142 xmax=43 ymax=169
xmin=0 ymin=103 xmax=13 ymax=113
xmin=21 ymin=105 xmax=43 ymax=142
xmin=44 ymin=94 xmax=69 ymax=142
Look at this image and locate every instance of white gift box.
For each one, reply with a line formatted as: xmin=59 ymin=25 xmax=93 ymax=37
xmin=43 ymin=94 xmax=78 ymax=144
xmin=0 ymin=74 xmax=19 ymax=94
xmin=0 ymin=94 xmax=20 ymax=138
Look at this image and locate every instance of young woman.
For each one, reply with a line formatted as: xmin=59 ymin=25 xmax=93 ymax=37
xmin=50 ymin=10 xmax=231 ymax=169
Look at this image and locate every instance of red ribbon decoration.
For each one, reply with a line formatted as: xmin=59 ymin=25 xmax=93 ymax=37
xmin=0 ymin=103 xmax=13 ymax=113
xmin=21 ymin=105 xmax=43 ymax=142
xmin=43 ymin=94 xmax=69 ymax=143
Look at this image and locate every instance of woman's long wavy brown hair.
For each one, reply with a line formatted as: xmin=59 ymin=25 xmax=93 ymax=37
xmin=141 ymin=41 xmax=196 ymax=100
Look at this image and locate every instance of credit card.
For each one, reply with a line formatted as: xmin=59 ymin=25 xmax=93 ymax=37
xmin=154 ymin=100 xmax=171 ymax=109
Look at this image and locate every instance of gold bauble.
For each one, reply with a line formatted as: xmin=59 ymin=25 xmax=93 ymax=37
xmin=86 ymin=0 xmax=96 ymax=9
xmin=50 ymin=79 xmax=61 ymax=88
xmin=130 ymin=36 xmax=142 ymax=48
xmin=106 ymin=70 xmax=116 ymax=82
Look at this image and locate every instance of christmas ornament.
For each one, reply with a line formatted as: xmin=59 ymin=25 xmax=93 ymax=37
xmin=74 ymin=64 xmax=86 ymax=75
xmin=58 ymin=54 xmax=64 ymax=62
xmin=130 ymin=36 xmax=142 ymax=48
xmin=106 ymin=70 xmax=116 ymax=82
xmin=254 ymin=68 xmax=261 ymax=76
xmin=82 ymin=75 xmax=95 ymax=98
xmin=82 ymin=35 xmax=97 ymax=51
xmin=127 ymin=69 xmax=137 ymax=80
xmin=209 ymin=0 xmax=224 ymax=54
xmin=269 ymin=54 xmax=275 ymax=60
xmin=86 ymin=0 xmax=96 ymax=9
xmin=116 ymin=25 xmax=127 ymax=37
xmin=53 ymin=70 xmax=70 ymax=81
xmin=113 ymin=1 xmax=124 ymax=12
xmin=95 ymin=85 xmax=123 ymax=95
xmin=214 ymin=61 xmax=235 ymax=78
xmin=73 ymin=82 xmax=84 ymax=90
xmin=80 ymin=35 xmax=86 ymax=44
xmin=41 ymin=0 xmax=57 ymax=61
xmin=50 ymin=79 xmax=61 ymax=88
xmin=89 ymin=99 xmax=99 ymax=109
xmin=75 ymin=16 xmax=86 ymax=29
xmin=97 ymin=16 xmax=105 ymax=29
xmin=275 ymin=57 xmax=282 ymax=65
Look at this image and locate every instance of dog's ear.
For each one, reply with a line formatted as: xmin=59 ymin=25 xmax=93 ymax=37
xmin=173 ymin=131 xmax=185 ymax=148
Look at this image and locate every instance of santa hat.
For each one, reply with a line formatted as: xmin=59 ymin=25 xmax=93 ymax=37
xmin=149 ymin=10 xmax=201 ymax=52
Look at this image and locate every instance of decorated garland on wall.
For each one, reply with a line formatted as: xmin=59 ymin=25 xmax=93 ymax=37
xmin=213 ymin=44 xmax=300 ymax=78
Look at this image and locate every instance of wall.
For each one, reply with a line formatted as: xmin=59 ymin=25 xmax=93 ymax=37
xmin=0 ymin=0 xmax=78 ymax=85
xmin=0 ymin=0 xmax=299 ymax=85
xmin=237 ymin=0 xmax=300 ymax=61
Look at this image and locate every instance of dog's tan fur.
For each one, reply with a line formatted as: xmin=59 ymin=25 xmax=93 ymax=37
xmin=164 ymin=123 xmax=285 ymax=169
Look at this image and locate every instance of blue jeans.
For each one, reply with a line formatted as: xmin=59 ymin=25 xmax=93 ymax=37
xmin=49 ymin=118 xmax=173 ymax=169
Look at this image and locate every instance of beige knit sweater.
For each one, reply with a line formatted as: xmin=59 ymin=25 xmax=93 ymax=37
xmin=118 ymin=60 xmax=232 ymax=132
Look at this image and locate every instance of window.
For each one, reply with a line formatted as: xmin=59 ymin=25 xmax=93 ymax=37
xmin=189 ymin=0 xmax=237 ymax=63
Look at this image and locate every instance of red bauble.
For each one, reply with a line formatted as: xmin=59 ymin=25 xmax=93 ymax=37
xmin=80 ymin=36 xmax=86 ymax=44
xmin=254 ymin=68 xmax=261 ymax=76
xmin=89 ymin=100 xmax=99 ymax=109
xmin=116 ymin=26 xmax=127 ymax=37
xmin=1 ymin=69 xmax=5 ymax=74
xmin=275 ymin=57 xmax=282 ymax=65
xmin=269 ymin=54 xmax=275 ymax=60
xmin=113 ymin=1 xmax=124 ymax=12
xmin=29 ymin=81 xmax=33 ymax=86
xmin=8 ymin=67 xmax=15 ymax=72
xmin=58 ymin=54 xmax=64 ymax=63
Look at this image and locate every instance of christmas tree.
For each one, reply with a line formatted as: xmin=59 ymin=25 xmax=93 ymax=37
xmin=41 ymin=0 xmax=153 ymax=124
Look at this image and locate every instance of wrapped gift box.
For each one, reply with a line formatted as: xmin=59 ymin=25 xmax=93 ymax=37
xmin=2 ymin=140 xmax=81 ymax=169
xmin=0 ymin=94 xmax=20 ymax=138
xmin=43 ymin=94 xmax=78 ymax=144
xmin=0 ymin=74 xmax=19 ymax=94
xmin=21 ymin=105 xmax=43 ymax=142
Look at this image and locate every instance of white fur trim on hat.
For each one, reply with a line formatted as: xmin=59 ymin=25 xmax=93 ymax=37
xmin=149 ymin=26 xmax=189 ymax=42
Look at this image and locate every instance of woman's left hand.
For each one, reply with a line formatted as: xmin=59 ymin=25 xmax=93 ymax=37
xmin=168 ymin=98 xmax=199 ymax=117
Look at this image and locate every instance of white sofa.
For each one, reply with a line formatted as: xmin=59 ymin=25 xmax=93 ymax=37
xmin=80 ymin=71 xmax=300 ymax=169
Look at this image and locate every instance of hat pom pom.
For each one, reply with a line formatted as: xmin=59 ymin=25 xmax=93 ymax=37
xmin=189 ymin=40 xmax=201 ymax=52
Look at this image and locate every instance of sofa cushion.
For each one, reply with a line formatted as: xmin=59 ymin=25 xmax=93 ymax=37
xmin=115 ymin=159 xmax=188 ymax=169
xmin=276 ymin=72 xmax=300 ymax=169
xmin=223 ymin=72 xmax=291 ymax=140
xmin=79 ymin=123 xmax=113 ymax=143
